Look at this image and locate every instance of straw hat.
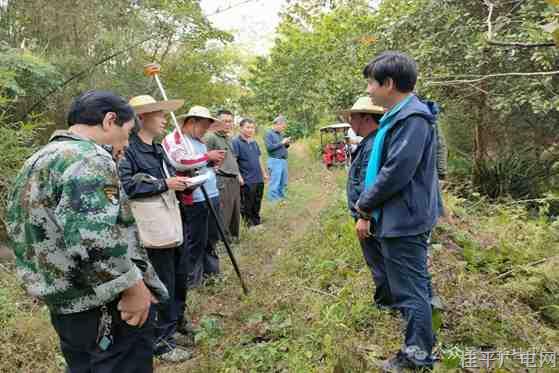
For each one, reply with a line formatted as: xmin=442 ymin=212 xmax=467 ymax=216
xmin=341 ymin=96 xmax=385 ymax=119
xmin=176 ymin=106 xmax=220 ymax=123
xmin=129 ymin=95 xmax=184 ymax=115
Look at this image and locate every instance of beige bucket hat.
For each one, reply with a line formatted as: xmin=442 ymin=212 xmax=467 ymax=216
xmin=129 ymin=95 xmax=184 ymax=115
xmin=341 ymin=96 xmax=385 ymax=120
xmin=176 ymin=106 xmax=220 ymax=124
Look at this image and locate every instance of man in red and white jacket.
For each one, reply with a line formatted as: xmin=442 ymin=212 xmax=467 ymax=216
xmin=163 ymin=106 xmax=226 ymax=297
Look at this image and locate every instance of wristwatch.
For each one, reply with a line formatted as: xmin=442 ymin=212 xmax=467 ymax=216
xmin=354 ymin=202 xmax=372 ymax=221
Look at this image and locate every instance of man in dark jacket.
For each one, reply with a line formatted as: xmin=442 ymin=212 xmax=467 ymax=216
xmin=120 ymin=95 xmax=193 ymax=363
xmin=355 ymin=52 xmax=442 ymax=372
xmin=343 ymin=97 xmax=390 ymax=307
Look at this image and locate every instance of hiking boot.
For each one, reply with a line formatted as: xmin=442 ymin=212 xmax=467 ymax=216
xmin=173 ymin=331 xmax=195 ymax=348
xmin=157 ymin=347 xmax=193 ymax=363
xmin=382 ymin=351 xmax=433 ymax=372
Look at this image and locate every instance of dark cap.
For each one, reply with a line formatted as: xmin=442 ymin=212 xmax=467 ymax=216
xmin=67 ymin=90 xmax=135 ymax=128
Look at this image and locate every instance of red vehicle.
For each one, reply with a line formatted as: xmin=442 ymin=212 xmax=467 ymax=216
xmin=320 ymin=123 xmax=351 ymax=168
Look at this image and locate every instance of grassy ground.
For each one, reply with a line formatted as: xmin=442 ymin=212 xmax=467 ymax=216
xmin=1 ymin=141 xmax=558 ymax=372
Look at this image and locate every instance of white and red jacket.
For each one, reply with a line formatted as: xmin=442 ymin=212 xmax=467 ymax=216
xmin=162 ymin=128 xmax=208 ymax=172
xmin=162 ymin=128 xmax=209 ymax=205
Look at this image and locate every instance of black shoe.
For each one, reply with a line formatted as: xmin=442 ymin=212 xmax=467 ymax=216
xmin=382 ymin=351 xmax=433 ymax=372
xmin=374 ymin=302 xmax=398 ymax=316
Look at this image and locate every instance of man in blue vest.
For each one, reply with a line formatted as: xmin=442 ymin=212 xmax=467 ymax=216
xmin=354 ymin=51 xmax=442 ymax=372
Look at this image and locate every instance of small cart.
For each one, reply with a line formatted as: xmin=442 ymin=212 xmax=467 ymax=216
xmin=319 ymin=123 xmax=351 ymax=168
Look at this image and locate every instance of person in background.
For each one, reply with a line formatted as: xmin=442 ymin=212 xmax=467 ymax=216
xmin=163 ymin=106 xmax=226 ymax=289
xmin=6 ymin=90 xmax=167 ymax=373
xmin=264 ymin=115 xmax=290 ymax=202
xmin=119 ymin=95 xmax=193 ymax=362
xmin=204 ymin=109 xmax=242 ymax=244
xmin=232 ymin=118 xmax=268 ymax=227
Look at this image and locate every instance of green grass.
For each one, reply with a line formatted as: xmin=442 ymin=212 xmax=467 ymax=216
xmin=1 ymin=139 xmax=558 ymax=372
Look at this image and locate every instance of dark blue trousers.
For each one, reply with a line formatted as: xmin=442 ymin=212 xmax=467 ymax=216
xmin=50 ymin=301 xmax=155 ymax=373
xmin=181 ymin=197 xmax=221 ymax=289
xmin=358 ymin=235 xmax=394 ymax=308
xmin=376 ymin=233 xmax=435 ymax=367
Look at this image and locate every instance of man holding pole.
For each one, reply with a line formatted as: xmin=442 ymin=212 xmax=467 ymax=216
xmin=146 ymin=62 xmax=249 ymax=298
xmin=163 ymin=106 xmax=226 ymax=289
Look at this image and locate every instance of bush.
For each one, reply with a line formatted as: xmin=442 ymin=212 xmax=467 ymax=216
xmin=476 ymin=151 xmax=556 ymax=200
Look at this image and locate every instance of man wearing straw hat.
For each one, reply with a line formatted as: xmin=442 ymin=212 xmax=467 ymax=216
xmin=342 ymin=96 xmax=391 ymax=308
xmin=121 ymin=95 xmax=194 ymax=362
xmin=163 ymin=106 xmax=226 ymax=289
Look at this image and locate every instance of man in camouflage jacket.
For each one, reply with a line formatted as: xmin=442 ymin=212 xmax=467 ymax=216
xmin=6 ymin=90 xmax=167 ymax=373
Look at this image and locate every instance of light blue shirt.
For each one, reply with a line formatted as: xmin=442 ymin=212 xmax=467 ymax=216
xmin=191 ymin=137 xmax=219 ymax=203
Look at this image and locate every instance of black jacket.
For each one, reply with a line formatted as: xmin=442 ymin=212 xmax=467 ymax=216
xmin=119 ymin=134 xmax=175 ymax=199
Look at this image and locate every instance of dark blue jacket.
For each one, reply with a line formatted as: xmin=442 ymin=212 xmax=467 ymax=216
xmin=356 ymin=95 xmax=443 ymax=238
xmin=347 ymin=131 xmax=376 ymax=218
xmin=264 ymin=130 xmax=289 ymax=159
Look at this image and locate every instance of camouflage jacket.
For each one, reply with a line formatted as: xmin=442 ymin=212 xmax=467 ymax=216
xmin=6 ymin=131 xmax=168 ymax=314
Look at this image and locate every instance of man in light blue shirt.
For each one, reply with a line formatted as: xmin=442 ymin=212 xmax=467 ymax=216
xmin=164 ymin=106 xmax=226 ymax=289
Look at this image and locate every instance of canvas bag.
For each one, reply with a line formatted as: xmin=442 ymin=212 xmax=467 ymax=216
xmin=130 ymin=161 xmax=183 ymax=249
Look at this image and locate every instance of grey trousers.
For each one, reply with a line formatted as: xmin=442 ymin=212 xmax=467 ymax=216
xmin=217 ymin=175 xmax=241 ymax=241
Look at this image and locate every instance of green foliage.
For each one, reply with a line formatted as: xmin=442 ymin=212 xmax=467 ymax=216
xmin=246 ymin=0 xmax=559 ymax=196
xmin=476 ymin=151 xmax=556 ymax=199
xmin=196 ymin=316 xmax=224 ymax=347
xmin=243 ymin=1 xmax=377 ymax=136
xmin=0 ymin=48 xmax=59 ymax=239
xmin=0 ymin=45 xmax=62 ymax=116
xmin=445 ymin=197 xmax=559 ymax=275
xmin=505 ymin=261 xmax=559 ymax=327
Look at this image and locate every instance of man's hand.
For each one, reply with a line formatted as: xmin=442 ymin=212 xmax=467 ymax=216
xmin=238 ymin=175 xmax=245 ymax=186
xmin=118 ymin=280 xmax=156 ymax=327
xmin=166 ymin=177 xmax=187 ymax=191
xmin=263 ymin=172 xmax=269 ymax=183
xmin=355 ymin=218 xmax=371 ymax=241
xmin=282 ymin=137 xmax=291 ymax=145
xmin=207 ymin=150 xmax=226 ymax=164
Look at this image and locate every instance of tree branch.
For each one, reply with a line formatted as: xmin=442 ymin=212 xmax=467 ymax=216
xmin=487 ymin=39 xmax=556 ymax=48
xmin=424 ymin=70 xmax=559 ymax=86
xmin=20 ymin=34 xmax=161 ymax=121
xmin=484 ymin=0 xmax=556 ymax=49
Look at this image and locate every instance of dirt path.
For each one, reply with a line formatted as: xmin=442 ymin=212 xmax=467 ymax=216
xmin=158 ymin=141 xmax=344 ymax=372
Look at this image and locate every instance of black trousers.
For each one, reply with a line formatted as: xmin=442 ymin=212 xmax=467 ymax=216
xmin=240 ymin=182 xmax=264 ymax=226
xmin=50 ymin=301 xmax=155 ymax=373
xmin=181 ymin=196 xmax=221 ymax=289
xmin=147 ymin=246 xmax=187 ymax=354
